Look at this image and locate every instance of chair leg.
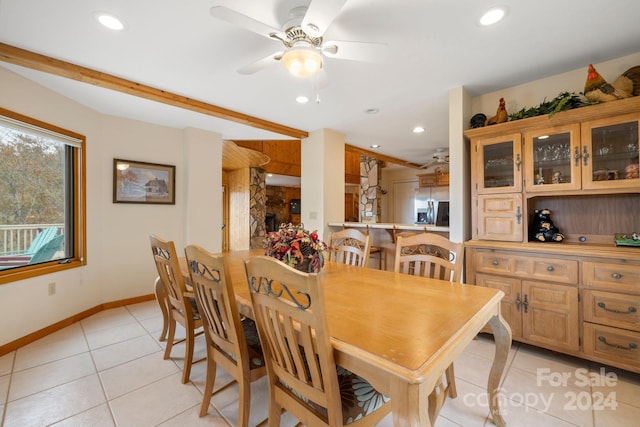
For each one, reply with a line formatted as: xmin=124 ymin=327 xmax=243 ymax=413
xmin=237 ymin=377 xmax=251 ymax=427
xmin=267 ymin=397 xmax=282 ymax=427
xmin=199 ymin=350 xmax=217 ymax=417
xmin=182 ymin=325 xmax=195 ymax=384
xmin=154 ymin=277 xmax=169 ymax=342
xmin=163 ymin=315 xmax=176 ymax=360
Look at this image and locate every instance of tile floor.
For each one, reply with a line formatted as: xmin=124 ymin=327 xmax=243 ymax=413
xmin=1 ymin=300 xmax=639 ymax=426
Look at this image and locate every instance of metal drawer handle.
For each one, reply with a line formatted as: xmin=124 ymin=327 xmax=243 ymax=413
xmin=598 ymin=336 xmax=638 ymax=351
xmin=547 ymin=265 xmax=555 ymax=272
xmin=492 ymin=260 xmax=499 ymax=266
xmin=597 ymin=302 xmax=637 ymax=314
xmin=611 ymin=273 xmax=622 ymax=280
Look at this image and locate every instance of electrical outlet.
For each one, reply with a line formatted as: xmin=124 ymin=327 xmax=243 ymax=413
xmin=48 ymin=282 xmax=56 ymax=296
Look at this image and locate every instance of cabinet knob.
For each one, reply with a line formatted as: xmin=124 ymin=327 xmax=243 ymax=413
xmin=547 ymin=265 xmax=555 ymax=272
xmin=492 ymin=260 xmax=499 ymax=266
xmin=611 ymin=272 xmax=622 ymax=280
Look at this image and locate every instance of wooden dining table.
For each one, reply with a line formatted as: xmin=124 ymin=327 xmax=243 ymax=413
xmin=177 ymin=249 xmax=511 ymax=427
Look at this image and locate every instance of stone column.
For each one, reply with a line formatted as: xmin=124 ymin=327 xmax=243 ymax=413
xmin=359 ymin=156 xmax=381 ymax=222
xmin=249 ymin=167 xmax=266 ymax=249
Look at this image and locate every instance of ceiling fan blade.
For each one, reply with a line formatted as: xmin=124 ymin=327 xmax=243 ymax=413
xmin=301 ymin=0 xmax=348 ymax=37
xmin=210 ymin=6 xmax=285 ymax=40
xmin=322 ymin=40 xmax=388 ymax=62
xmin=237 ymin=52 xmax=283 ymax=75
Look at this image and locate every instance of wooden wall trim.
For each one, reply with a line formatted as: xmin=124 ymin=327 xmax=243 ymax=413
xmin=0 ymin=42 xmax=308 ymax=139
xmin=0 ymin=294 xmax=155 ymax=356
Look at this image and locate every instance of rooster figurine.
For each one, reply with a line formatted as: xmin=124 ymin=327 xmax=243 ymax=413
xmin=584 ymin=64 xmax=640 ymax=103
xmin=485 ymin=97 xmax=508 ymax=126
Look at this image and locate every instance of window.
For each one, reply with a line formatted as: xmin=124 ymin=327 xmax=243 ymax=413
xmin=0 ymin=107 xmax=86 ymax=284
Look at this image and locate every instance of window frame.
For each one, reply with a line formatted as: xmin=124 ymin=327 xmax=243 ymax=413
xmin=0 ymin=107 xmax=86 ymax=285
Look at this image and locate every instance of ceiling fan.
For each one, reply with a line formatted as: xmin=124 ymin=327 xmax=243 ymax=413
xmin=419 ymin=148 xmax=450 ymax=169
xmin=210 ymin=0 xmax=386 ymax=77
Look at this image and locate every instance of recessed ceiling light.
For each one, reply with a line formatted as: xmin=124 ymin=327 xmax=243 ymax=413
xmin=370 ymin=144 xmax=381 ymax=148
xmin=296 ymin=95 xmax=309 ymax=104
xmin=364 ymin=108 xmax=379 ymax=114
xmin=95 ymin=12 xmax=125 ymax=31
xmin=413 ymin=126 xmax=425 ymax=134
xmin=480 ymin=7 xmax=508 ymax=26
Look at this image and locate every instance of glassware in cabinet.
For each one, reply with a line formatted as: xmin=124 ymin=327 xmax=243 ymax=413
xmin=474 ymin=133 xmax=522 ymax=194
xmin=581 ymin=114 xmax=640 ymax=190
xmin=524 ymin=124 xmax=581 ymax=192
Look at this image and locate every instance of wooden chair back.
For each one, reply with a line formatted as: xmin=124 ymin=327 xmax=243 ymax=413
xmin=244 ymin=256 xmax=390 ymax=426
xmin=394 ymin=233 xmax=464 ymax=283
xmin=185 ymin=244 xmax=265 ymax=423
xmin=149 ymin=235 xmax=202 ymax=383
xmin=327 ymin=228 xmax=371 ymax=267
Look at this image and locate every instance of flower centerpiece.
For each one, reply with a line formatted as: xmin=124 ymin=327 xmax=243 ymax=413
xmin=263 ymin=223 xmax=328 ymax=273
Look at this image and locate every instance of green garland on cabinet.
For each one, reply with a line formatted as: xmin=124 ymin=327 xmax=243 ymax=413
xmin=509 ymin=92 xmax=596 ymax=121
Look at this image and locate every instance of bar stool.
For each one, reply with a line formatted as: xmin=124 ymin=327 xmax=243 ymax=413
xmin=365 ymin=225 xmax=386 ymax=270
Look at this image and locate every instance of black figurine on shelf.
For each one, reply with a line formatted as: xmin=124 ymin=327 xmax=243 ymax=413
xmin=530 ymin=209 xmax=565 ymax=242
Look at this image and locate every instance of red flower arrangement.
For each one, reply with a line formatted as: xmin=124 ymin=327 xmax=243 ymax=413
xmin=263 ymin=223 xmax=328 ymax=273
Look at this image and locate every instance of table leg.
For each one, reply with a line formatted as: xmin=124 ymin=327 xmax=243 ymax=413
xmin=154 ymin=276 xmax=169 ymax=342
xmin=391 ymin=381 xmax=432 ymax=427
xmin=487 ymin=313 xmax=512 ymax=427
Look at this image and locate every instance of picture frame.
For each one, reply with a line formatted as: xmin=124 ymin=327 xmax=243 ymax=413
xmin=113 ymin=159 xmax=175 ymax=204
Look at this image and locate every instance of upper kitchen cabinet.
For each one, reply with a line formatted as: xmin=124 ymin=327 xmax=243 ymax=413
xmin=581 ymin=114 xmax=640 ymax=190
xmin=417 ymin=172 xmax=449 ymax=187
xmin=473 ymin=133 xmax=522 ymax=194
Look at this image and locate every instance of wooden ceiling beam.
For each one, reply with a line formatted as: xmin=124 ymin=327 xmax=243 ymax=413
xmin=345 ymin=144 xmax=422 ymax=169
xmin=0 ymin=43 xmax=309 ymax=139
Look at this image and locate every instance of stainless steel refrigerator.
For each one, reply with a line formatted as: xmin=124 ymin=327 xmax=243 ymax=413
xmin=414 ymin=187 xmax=449 ymax=226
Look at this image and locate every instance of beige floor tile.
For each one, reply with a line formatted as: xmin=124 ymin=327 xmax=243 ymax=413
xmin=13 ymin=323 xmax=88 ymax=371
xmin=438 ymin=379 xmax=490 ymax=427
xmin=80 ymin=307 xmax=137 ymax=334
xmin=9 ymin=352 xmax=95 ymax=401
xmin=510 ymin=343 xmax=589 ymax=375
xmin=138 ymin=313 xmax=165 ymax=339
xmin=91 ymin=334 xmax=163 ymax=371
xmin=0 ymin=351 xmax=15 ymax=375
xmin=126 ymin=300 xmax=162 ymax=321
xmin=157 ymin=403 xmax=230 ymax=426
xmin=50 ymin=404 xmax=115 ymax=427
xmin=590 ymin=365 xmax=640 ymax=408
xmin=3 ymin=374 xmax=106 ymax=427
xmin=100 ymin=351 xmax=179 ymax=399
xmin=0 ymin=374 xmax=10 ymax=407
xmin=84 ymin=321 xmax=148 ymax=350
xmin=501 ymin=366 xmax=594 ymax=427
xmin=594 ymin=400 xmax=640 ymax=427
xmin=109 ymin=372 xmax=202 ymax=427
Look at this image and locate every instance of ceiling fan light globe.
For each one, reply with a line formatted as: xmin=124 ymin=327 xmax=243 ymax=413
xmin=282 ymin=47 xmax=322 ymax=78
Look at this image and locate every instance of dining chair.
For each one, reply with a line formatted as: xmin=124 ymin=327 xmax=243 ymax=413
xmin=244 ymin=256 xmax=391 ymax=426
xmin=393 ymin=232 xmax=464 ymax=423
xmin=185 ymin=245 xmax=266 ymax=424
xmin=149 ymin=235 xmax=203 ymax=384
xmin=327 ymin=227 xmax=371 ymax=267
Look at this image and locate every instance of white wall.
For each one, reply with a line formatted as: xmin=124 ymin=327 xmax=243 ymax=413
xmin=0 ymin=67 xmax=223 ymax=345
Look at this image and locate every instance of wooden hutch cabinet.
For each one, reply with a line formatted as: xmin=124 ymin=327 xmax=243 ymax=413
xmin=465 ymin=96 xmax=640 ymax=373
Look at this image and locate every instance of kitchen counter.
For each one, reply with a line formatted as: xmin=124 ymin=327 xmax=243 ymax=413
xmin=327 ymin=221 xmax=450 ymax=233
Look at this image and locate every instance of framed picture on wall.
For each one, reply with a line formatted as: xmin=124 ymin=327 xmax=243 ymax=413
xmin=113 ymin=159 xmax=175 ymax=204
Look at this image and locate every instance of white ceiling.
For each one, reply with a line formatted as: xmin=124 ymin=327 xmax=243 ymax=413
xmin=1 ymin=0 xmax=640 ymax=167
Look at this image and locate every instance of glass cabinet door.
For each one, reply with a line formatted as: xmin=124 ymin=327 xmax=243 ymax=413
xmin=524 ymin=124 xmax=581 ymax=192
xmin=475 ymin=133 xmax=522 ymax=194
xmin=582 ymin=114 xmax=640 ymax=190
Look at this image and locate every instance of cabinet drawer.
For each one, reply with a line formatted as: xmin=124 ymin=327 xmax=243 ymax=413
xmin=472 ymin=251 xmax=578 ymax=284
xmin=583 ymin=261 xmax=640 ymax=293
xmin=583 ymin=290 xmax=640 ymax=332
xmin=583 ymin=323 xmax=640 ymax=369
